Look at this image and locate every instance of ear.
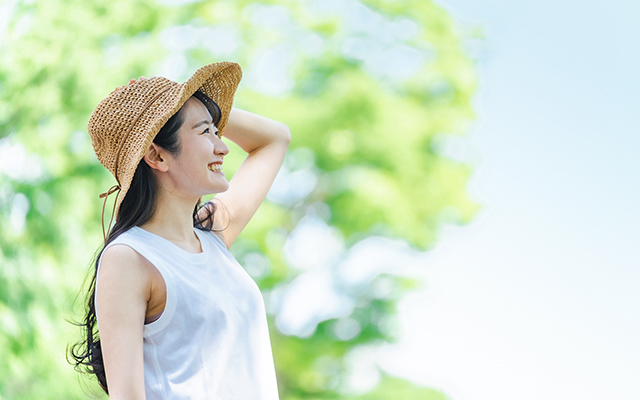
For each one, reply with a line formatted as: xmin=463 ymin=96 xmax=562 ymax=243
xmin=142 ymin=143 xmax=169 ymax=172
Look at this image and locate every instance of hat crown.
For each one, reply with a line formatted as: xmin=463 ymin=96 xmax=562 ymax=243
xmin=88 ymin=77 xmax=180 ymax=181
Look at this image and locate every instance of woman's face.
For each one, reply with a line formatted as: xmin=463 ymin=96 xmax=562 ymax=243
xmin=163 ymin=96 xmax=230 ymax=198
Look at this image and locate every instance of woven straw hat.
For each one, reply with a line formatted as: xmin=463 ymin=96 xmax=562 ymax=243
xmin=88 ymin=61 xmax=242 ymax=238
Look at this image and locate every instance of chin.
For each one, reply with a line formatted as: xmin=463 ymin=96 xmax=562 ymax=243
xmin=211 ymin=183 xmax=229 ymax=193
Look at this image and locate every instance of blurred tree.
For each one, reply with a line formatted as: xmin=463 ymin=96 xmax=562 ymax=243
xmin=0 ymin=0 xmax=478 ymax=398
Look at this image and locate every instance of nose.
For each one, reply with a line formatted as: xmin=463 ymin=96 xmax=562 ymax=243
xmin=214 ymin=135 xmax=229 ymax=157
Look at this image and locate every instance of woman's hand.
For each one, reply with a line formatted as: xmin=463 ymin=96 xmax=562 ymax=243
xmin=116 ymin=76 xmax=152 ymax=90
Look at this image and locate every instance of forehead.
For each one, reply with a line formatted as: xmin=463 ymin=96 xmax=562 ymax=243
xmin=181 ymin=96 xmax=213 ymax=126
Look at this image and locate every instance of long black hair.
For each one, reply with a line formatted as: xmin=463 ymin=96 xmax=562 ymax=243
xmin=69 ymin=90 xmax=224 ymax=393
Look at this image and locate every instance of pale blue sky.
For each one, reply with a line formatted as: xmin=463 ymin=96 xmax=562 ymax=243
xmin=380 ymin=0 xmax=640 ymax=399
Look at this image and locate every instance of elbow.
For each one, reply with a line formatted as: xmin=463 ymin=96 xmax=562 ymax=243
xmin=277 ymin=122 xmax=291 ymax=146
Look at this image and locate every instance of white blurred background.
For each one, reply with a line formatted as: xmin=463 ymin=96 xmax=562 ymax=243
xmin=378 ymin=0 xmax=640 ymax=399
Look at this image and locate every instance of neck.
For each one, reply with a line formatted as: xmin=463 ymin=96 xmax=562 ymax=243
xmin=139 ymin=188 xmax=201 ymax=252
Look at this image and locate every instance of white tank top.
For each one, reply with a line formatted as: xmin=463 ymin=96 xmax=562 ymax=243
xmin=95 ymin=226 xmax=280 ymax=400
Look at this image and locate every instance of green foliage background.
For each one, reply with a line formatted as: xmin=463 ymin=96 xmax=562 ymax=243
xmin=0 ymin=0 xmax=478 ymax=398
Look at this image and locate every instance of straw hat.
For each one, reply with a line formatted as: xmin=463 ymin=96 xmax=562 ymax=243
xmin=88 ymin=61 xmax=242 ymax=239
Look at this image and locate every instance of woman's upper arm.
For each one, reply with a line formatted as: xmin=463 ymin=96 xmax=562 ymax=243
xmin=210 ymin=115 xmax=290 ymax=248
xmin=96 ymin=244 xmax=151 ymax=400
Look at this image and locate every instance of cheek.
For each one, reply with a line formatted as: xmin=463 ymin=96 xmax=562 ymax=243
xmin=173 ymin=138 xmax=212 ymax=172
xmin=185 ymin=137 xmax=214 ymax=159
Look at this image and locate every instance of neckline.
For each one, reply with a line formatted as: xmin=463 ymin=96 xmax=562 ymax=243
xmin=132 ymin=226 xmax=209 ymax=264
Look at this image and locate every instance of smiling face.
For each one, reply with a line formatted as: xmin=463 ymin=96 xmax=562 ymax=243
xmin=162 ymin=96 xmax=230 ymax=199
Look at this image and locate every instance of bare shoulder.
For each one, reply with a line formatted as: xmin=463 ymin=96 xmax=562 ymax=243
xmin=99 ymin=244 xmax=154 ymax=298
xmin=101 ymin=244 xmax=151 ymax=272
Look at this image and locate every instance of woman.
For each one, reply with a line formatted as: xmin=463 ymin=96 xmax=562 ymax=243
xmin=71 ymin=61 xmax=290 ymax=399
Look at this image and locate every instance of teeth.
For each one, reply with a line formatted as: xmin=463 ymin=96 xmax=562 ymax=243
xmin=208 ymin=164 xmax=223 ymax=172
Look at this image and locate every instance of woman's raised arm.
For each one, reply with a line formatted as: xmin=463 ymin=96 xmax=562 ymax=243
xmin=208 ymin=108 xmax=290 ymax=248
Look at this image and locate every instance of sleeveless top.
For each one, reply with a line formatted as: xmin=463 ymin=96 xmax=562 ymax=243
xmin=95 ymin=226 xmax=280 ymax=400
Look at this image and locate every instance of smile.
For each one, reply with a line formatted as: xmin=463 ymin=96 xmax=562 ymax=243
xmin=208 ymin=164 xmax=223 ymax=172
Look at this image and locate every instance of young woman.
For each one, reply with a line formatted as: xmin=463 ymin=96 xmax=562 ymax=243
xmin=71 ymin=61 xmax=290 ymax=399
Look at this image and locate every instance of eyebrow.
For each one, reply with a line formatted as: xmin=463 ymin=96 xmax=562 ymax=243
xmin=192 ymin=119 xmax=214 ymax=129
